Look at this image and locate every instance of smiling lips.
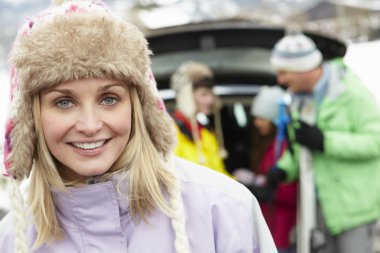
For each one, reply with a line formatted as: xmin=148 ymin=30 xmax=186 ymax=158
xmin=71 ymin=140 xmax=107 ymax=150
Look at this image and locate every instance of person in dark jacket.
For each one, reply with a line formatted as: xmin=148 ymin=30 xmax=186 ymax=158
xmin=235 ymin=86 xmax=297 ymax=253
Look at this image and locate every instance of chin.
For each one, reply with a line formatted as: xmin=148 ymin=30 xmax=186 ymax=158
xmin=73 ymin=165 xmax=111 ymax=178
xmin=258 ymin=129 xmax=269 ymax=136
xmin=203 ymin=109 xmax=213 ymax=116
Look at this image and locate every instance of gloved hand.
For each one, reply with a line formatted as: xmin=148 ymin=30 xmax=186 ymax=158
xmin=266 ymin=167 xmax=287 ymax=190
xmin=295 ymin=120 xmax=324 ymax=151
xmin=233 ymin=168 xmax=256 ymax=185
xmin=245 ymin=185 xmax=271 ymax=203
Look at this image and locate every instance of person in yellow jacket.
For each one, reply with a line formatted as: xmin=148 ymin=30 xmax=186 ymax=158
xmin=170 ymin=61 xmax=231 ymax=177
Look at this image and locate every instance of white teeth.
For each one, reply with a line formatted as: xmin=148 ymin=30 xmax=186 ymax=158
xmin=72 ymin=140 xmax=105 ymax=150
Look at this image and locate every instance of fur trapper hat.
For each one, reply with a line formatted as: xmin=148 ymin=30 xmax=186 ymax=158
xmin=4 ymin=0 xmax=175 ymax=180
xmin=172 ymin=61 xmax=215 ymax=89
xmin=170 ymin=61 xmax=215 ymax=118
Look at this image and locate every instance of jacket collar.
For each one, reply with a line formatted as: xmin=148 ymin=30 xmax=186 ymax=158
xmin=52 ymin=172 xmax=130 ymax=229
xmin=324 ymin=61 xmax=346 ymax=101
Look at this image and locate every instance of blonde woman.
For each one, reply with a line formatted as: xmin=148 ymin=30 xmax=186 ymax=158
xmin=0 ymin=1 xmax=276 ymax=253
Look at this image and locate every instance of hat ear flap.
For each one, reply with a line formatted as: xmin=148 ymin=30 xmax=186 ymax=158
xmin=176 ymin=78 xmax=195 ymax=118
xmin=133 ymin=70 xmax=176 ymax=157
xmin=212 ymin=95 xmax=228 ymax=159
xmin=5 ymin=93 xmax=36 ymax=180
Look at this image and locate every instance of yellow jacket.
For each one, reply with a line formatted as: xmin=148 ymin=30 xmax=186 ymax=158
xmin=172 ymin=111 xmax=231 ymax=177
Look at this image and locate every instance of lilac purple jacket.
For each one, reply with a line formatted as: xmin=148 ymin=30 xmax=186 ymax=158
xmin=0 ymin=158 xmax=277 ymax=252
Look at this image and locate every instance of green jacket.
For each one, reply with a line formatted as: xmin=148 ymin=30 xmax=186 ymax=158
xmin=278 ymin=58 xmax=380 ymax=235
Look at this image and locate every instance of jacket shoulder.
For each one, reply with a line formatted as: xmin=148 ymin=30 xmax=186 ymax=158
xmin=173 ymin=157 xmax=277 ymax=252
xmin=174 ymin=157 xmax=255 ymax=210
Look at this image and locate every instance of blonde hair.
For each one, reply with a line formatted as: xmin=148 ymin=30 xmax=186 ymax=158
xmin=28 ymin=85 xmax=182 ymax=249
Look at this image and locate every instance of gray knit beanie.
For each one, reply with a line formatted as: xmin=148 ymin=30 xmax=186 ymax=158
xmin=250 ymin=86 xmax=285 ymax=125
xmin=271 ymin=33 xmax=322 ymax=72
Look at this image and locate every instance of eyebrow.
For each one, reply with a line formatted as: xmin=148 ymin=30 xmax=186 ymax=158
xmin=45 ymin=83 xmax=126 ymax=95
xmin=98 ymin=83 xmax=126 ymax=92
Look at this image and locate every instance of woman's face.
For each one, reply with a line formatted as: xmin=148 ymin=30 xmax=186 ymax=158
xmin=193 ymin=87 xmax=215 ymax=116
xmin=40 ymin=78 xmax=132 ymax=181
xmin=254 ymin=117 xmax=273 ymax=136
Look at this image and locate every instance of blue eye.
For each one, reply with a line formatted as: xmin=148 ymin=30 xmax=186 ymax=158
xmin=101 ymin=97 xmax=117 ymax=105
xmin=56 ymin=99 xmax=73 ymax=108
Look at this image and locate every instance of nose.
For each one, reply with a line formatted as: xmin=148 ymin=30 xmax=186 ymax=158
xmin=207 ymin=93 xmax=215 ymax=105
xmin=253 ymin=118 xmax=261 ymax=128
xmin=75 ymin=106 xmax=103 ymax=136
xmin=277 ymin=73 xmax=286 ymax=85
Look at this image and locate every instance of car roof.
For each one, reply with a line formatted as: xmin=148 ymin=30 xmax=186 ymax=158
xmin=147 ymin=21 xmax=347 ymax=90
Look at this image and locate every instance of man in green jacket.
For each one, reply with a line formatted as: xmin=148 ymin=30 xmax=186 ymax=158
xmin=267 ymin=32 xmax=380 ymax=253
